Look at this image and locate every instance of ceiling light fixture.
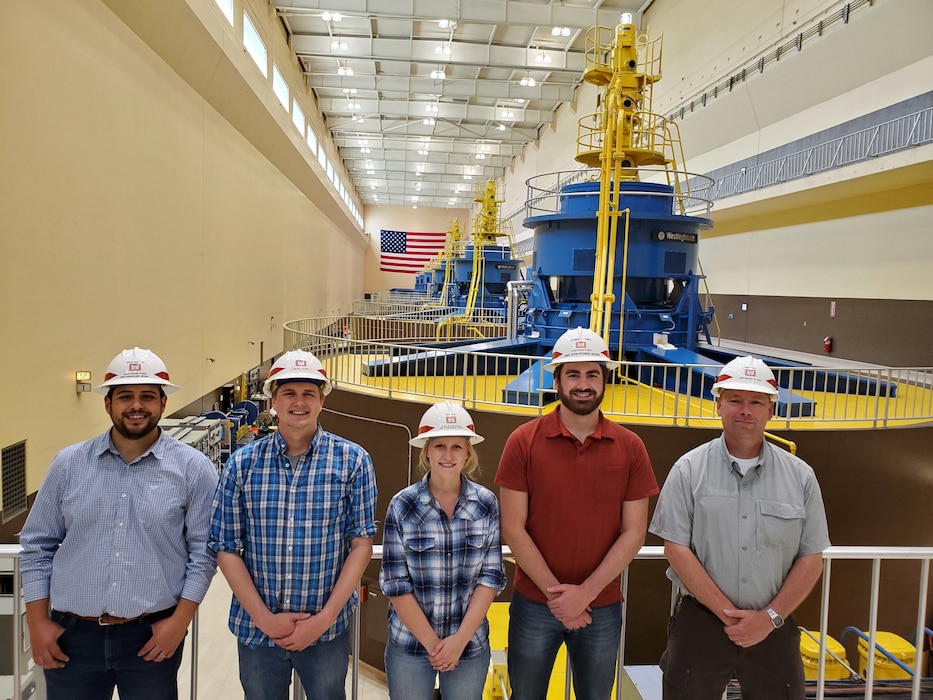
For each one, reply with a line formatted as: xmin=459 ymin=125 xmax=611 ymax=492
xmin=321 ymin=11 xmax=342 ymax=22
xmin=351 ymin=114 xmax=363 ymax=122
xmin=500 ymin=108 xmax=514 ymax=119
xmin=418 ymin=149 xmax=429 ymax=156
xmin=496 ymin=124 xmax=506 ymax=131
xmin=423 ymin=117 xmax=436 ymax=125
xmin=551 ymin=26 xmax=570 ymax=37
xmin=438 ymin=19 xmax=456 ymax=29
xmin=342 ymin=88 xmax=357 ymax=95
xmin=331 ymin=40 xmax=349 ymax=52
xmin=475 ymin=153 xmax=486 ymax=159
xmin=426 ymin=103 xmax=439 ymax=113
xmin=337 ymin=66 xmax=353 ymax=76
xmin=360 ymin=147 xmax=371 ymax=153
xmin=430 ymin=69 xmax=446 ymax=80
xmin=519 ymin=76 xmax=536 ymax=87
xmin=434 ymin=44 xmax=452 ymax=56
xmin=535 ymin=51 xmax=551 ymax=64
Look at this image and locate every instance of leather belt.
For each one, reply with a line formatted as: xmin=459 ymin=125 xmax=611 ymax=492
xmin=56 ymin=607 xmax=175 ymax=626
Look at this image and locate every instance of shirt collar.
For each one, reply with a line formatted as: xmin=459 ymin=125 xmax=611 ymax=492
xmin=271 ymin=425 xmax=323 ymax=456
xmin=544 ymin=405 xmax=612 ymax=441
xmin=97 ymin=428 xmax=166 ymax=462
xmin=716 ymin=433 xmax=772 ymax=475
xmin=414 ymin=473 xmax=481 ymax=520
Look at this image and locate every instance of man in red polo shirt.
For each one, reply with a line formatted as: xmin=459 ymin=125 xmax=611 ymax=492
xmin=496 ymin=327 xmax=659 ymax=700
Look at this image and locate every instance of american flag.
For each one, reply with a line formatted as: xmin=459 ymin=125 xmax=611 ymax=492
xmin=379 ymin=229 xmax=446 ymax=274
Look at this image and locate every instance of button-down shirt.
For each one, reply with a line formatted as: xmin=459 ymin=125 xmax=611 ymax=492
xmin=19 ymin=430 xmax=218 ymax=617
xmin=649 ymin=434 xmax=830 ymax=610
xmin=210 ymin=427 xmax=378 ymax=648
xmin=380 ymin=474 xmax=506 ymax=657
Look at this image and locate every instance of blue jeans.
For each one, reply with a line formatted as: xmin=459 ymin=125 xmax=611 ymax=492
xmin=237 ymin=629 xmax=350 ymax=700
xmin=507 ymin=592 xmax=622 ymax=700
xmin=43 ymin=609 xmax=183 ymax=700
xmin=384 ymin=640 xmax=490 ymax=700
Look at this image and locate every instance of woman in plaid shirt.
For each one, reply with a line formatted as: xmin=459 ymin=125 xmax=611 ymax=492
xmin=380 ymin=401 xmax=507 ymax=700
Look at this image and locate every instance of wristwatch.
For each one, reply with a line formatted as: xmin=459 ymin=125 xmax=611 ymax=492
xmin=766 ymin=607 xmax=785 ymax=629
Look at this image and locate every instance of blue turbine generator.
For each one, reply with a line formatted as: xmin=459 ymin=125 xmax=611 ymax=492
xmin=438 ymin=180 xmax=524 ymax=313
xmin=523 ymin=20 xmax=713 ymax=355
xmin=363 ymin=18 xmax=896 ymax=416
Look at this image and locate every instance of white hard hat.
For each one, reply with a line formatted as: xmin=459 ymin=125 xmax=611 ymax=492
xmin=711 ymin=356 xmax=779 ymax=401
xmin=95 ymin=347 xmax=179 ymax=394
xmin=543 ymin=327 xmax=621 ymax=372
xmin=263 ymin=350 xmax=332 ymax=397
xmin=409 ymin=401 xmax=485 ymax=448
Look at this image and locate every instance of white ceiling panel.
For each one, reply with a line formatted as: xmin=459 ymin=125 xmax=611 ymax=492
xmin=273 ymin=0 xmax=644 ymax=209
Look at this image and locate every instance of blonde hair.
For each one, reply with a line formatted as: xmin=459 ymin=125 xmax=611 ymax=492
xmin=417 ymin=437 xmax=480 ymax=479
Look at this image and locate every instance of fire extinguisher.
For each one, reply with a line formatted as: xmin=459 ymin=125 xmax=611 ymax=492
xmin=823 ymin=336 xmax=833 ymax=353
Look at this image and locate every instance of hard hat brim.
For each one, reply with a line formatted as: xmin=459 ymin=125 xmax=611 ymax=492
xmin=543 ymin=356 xmax=621 ymax=372
xmin=409 ymin=428 xmax=485 ymax=448
xmin=711 ymin=380 xmax=779 ymax=401
xmin=94 ymin=378 xmax=179 ymax=395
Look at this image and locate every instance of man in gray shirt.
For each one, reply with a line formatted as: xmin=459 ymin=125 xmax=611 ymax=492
xmin=649 ymin=356 xmax=830 ymax=699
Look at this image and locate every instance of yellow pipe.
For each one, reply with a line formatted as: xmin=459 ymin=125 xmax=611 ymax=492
xmin=764 ymin=431 xmax=797 ymax=455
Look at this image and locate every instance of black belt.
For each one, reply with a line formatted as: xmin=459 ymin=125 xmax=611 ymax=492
xmin=679 ymin=594 xmax=716 ymax=617
xmin=54 ymin=606 xmax=176 ymax=626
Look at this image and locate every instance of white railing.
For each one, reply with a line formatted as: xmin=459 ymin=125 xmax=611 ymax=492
xmin=2 ymin=545 xmax=930 ymax=699
xmin=283 ymin=320 xmax=933 ymax=429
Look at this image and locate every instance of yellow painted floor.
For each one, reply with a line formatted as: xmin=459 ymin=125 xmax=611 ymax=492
xmin=321 ymin=352 xmax=933 ymax=431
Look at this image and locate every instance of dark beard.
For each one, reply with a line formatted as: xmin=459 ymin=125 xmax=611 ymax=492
xmin=111 ymin=416 xmax=160 ymax=441
xmin=556 ymin=388 xmax=604 ymax=416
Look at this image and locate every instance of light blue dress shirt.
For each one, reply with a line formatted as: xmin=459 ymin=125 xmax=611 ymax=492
xmin=20 ymin=429 xmax=219 ymax=617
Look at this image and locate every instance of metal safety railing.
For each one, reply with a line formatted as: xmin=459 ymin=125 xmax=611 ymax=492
xmin=284 ymin=319 xmax=933 ymax=429
xmin=3 ymin=544 xmax=931 ymax=700
xmin=709 ymin=106 xmax=933 ymax=200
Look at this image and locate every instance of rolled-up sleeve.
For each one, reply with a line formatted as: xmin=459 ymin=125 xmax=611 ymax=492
xmin=19 ymin=458 xmax=67 ymax=603
xmin=346 ymin=451 xmax=378 ymax=540
xmin=477 ymin=497 xmax=507 ymax=594
xmin=209 ymin=457 xmax=245 ymax=554
xmin=378 ymin=498 xmax=412 ymax=597
xmin=180 ymin=455 xmax=219 ymax=603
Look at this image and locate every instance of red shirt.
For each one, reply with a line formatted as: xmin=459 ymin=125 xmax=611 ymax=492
xmin=495 ymin=407 xmax=659 ymax=606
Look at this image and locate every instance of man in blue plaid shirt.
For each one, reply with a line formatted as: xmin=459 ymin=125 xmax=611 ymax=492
xmin=209 ymin=350 xmax=377 ymax=699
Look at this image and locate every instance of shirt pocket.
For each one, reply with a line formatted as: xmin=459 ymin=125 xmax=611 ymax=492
xmin=757 ymin=500 xmax=805 ymax=551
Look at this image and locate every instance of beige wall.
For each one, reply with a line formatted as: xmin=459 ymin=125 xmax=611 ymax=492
xmin=363 ymin=204 xmax=472 ymax=293
xmin=0 ymin=0 xmax=366 ymax=491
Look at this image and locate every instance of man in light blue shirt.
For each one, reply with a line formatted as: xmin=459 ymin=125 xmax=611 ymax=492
xmin=20 ymin=347 xmax=218 ymax=700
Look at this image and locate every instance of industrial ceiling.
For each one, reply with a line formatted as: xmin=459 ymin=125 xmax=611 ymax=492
xmin=273 ymin=0 xmax=646 ymax=209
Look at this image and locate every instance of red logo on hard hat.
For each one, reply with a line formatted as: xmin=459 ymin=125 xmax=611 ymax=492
xmin=445 ymin=414 xmax=457 ymax=424
xmin=574 ymin=340 xmax=587 ymax=349
xmin=296 ymin=360 xmax=307 ymax=367
xmin=129 ymin=363 xmax=141 ymax=371
xmin=744 ymin=368 xmax=757 ymax=377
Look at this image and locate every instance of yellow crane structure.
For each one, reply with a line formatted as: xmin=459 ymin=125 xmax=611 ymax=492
xmin=576 ymin=17 xmax=690 ymax=352
xmin=436 ymin=179 xmax=515 ymax=340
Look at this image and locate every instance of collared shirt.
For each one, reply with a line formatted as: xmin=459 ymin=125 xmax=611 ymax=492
xmin=379 ymin=474 xmax=506 ymax=657
xmin=19 ymin=430 xmax=218 ymax=617
xmin=210 ymin=427 xmax=378 ymax=648
xmin=649 ymin=434 xmax=831 ymax=610
xmin=495 ymin=407 xmax=659 ymax=606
